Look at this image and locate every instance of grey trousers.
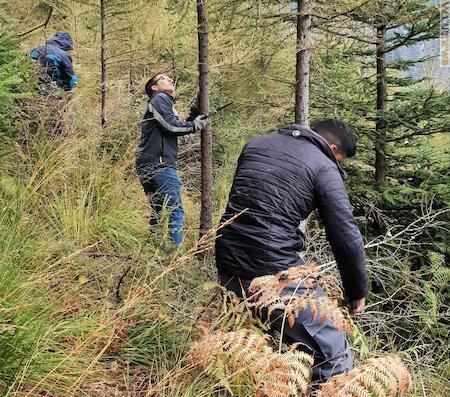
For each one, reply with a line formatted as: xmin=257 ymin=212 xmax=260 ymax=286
xmin=218 ymin=273 xmax=353 ymax=383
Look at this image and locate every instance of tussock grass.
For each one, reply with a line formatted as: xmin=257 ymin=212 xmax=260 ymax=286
xmin=0 ymin=95 xmax=219 ymax=395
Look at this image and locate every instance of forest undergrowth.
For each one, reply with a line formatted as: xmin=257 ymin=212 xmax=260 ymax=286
xmin=1 ymin=1 xmax=449 ymax=395
xmin=0 ymin=88 xmax=448 ymax=397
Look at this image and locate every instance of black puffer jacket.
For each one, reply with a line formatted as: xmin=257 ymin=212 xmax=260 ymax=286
xmin=215 ymin=124 xmax=368 ymax=300
xmin=136 ymin=92 xmax=199 ymax=170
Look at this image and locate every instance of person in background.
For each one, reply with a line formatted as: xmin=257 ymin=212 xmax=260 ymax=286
xmin=136 ymin=74 xmax=207 ymax=245
xmin=30 ymin=31 xmax=78 ymax=92
xmin=215 ymin=119 xmax=368 ymax=383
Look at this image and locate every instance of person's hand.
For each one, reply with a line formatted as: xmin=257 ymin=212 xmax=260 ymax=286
xmin=194 ymin=115 xmax=208 ymax=131
xmin=344 ymin=296 xmax=365 ymax=317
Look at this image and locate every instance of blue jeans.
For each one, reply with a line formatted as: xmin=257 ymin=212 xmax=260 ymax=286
xmin=138 ymin=166 xmax=184 ymax=245
xmin=218 ymin=272 xmax=353 ymax=383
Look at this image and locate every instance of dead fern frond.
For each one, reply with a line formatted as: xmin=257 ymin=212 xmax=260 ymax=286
xmin=320 ymin=274 xmax=345 ymax=302
xmin=276 ymin=264 xmax=320 ymax=290
xmin=216 ymin=287 xmax=260 ymax=333
xmin=249 ymin=264 xmax=320 ymax=298
xmin=317 ymin=355 xmax=412 ymax=397
xmin=248 ymin=264 xmax=319 ymax=319
xmin=189 ymin=328 xmax=313 ymax=397
xmin=189 ymin=331 xmax=226 ymax=370
xmin=249 ymin=265 xmax=351 ymax=333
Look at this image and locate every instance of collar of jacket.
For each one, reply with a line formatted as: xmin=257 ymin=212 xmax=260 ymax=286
xmin=278 ymin=124 xmax=346 ymax=178
xmin=151 ymin=91 xmax=175 ymax=103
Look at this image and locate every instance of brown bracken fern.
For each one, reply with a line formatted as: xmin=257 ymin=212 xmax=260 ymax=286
xmin=189 ymin=328 xmax=313 ymax=397
xmin=317 ymin=355 xmax=412 ymax=397
xmin=320 ymin=274 xmax=345 ymax=302
xmin=248 ymin=264 xmax=352 ymax=333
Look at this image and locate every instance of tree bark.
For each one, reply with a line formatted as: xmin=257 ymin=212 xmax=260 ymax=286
xmin=294 ymin=0 xmax=311 ymax=127
xmin=72 ymin=1 xmax=80 ymax=64
xmin=197 ymin=0 xmax=213 ymax=237
xmin=100 ymin=0 xmax=106 ymax=126
xmin=375 ymin=24 xmax=387 ymax=184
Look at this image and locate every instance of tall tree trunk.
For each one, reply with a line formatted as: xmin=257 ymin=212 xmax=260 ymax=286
xmin=197 ymin=0 xmax=213 ymax=237
xmin=72 ymin=0 xmax=80 ymax=64
xmin=294 ymin=0 xmax=311 ymax=126
xmin=375 ymin=24 xmax=387 ymax=184
xmin=100 ymin=0 xmax=106 ymax=126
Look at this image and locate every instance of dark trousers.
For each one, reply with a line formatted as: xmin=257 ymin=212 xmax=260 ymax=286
xmin=218 ymin=272 xmax=353 ymax=383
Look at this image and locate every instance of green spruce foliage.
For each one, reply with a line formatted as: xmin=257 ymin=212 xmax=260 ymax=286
xmin=0 ymin=12 xmax=31 ymax=142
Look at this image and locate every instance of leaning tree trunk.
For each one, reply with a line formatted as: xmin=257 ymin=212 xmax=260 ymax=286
xmin=375 ymin=24 xmax=387 ymax=184
xmin=100 ymin=0 xmax=106 ymax=126
xmin=197 ymin=0 xmax=213 ymax=238
xmin=294 ymin=0 xmax=311 ymax=126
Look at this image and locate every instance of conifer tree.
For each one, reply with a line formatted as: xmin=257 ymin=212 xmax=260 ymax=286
xmin=295 ymin=0 xmax=311 ymax=126
xmin=197 ymin=0 xmax=213 ymax=237
xmin=341 ymin=0 xmax=444 ymax=185
xmin=0 ymin=14 xmax=30 ymax=140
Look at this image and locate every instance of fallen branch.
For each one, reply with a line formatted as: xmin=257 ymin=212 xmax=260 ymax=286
xmin=17 ymin=6 xmax=53 ymax=37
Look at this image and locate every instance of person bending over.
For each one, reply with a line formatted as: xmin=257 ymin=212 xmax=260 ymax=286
xmin=215 ymin=119 xmax=368 ymax=382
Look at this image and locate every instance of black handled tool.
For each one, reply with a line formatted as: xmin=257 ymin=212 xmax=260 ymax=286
xmin=206 ymin=101 xmax=234 ymax=118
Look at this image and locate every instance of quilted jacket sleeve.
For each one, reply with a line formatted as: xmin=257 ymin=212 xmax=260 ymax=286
xmin=315 ymin=164 xmax=368 ymax=300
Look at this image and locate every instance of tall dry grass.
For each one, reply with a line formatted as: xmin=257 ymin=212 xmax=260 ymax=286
xmin=0 ymin=94 xmax=218 ymax=396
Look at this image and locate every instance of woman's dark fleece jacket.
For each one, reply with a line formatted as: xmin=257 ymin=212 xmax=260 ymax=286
xmin=215 ymin=124 xmax=368 ymax=300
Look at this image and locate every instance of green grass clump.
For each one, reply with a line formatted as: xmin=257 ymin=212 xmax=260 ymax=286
xmin=0 ymin=96 xmax=226 ymax=395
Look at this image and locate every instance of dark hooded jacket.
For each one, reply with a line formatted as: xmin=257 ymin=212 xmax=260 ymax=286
xmin=30 ymin=32 xmax=78 ymax=91
xmin=136 ymin=91 xmax=199 ymax=171
xmin=215 ymin=124 xmax=368 ymax=300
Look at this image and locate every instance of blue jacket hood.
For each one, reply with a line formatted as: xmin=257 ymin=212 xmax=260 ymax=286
xmin=47 ymin=32 xmax=73 ymax=51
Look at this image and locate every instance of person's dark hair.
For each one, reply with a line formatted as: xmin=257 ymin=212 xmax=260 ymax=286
xmin=145 ymin=73 xmax=162 ymax=98
xmin=311 ymin=118 xmax=357 ymax=158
